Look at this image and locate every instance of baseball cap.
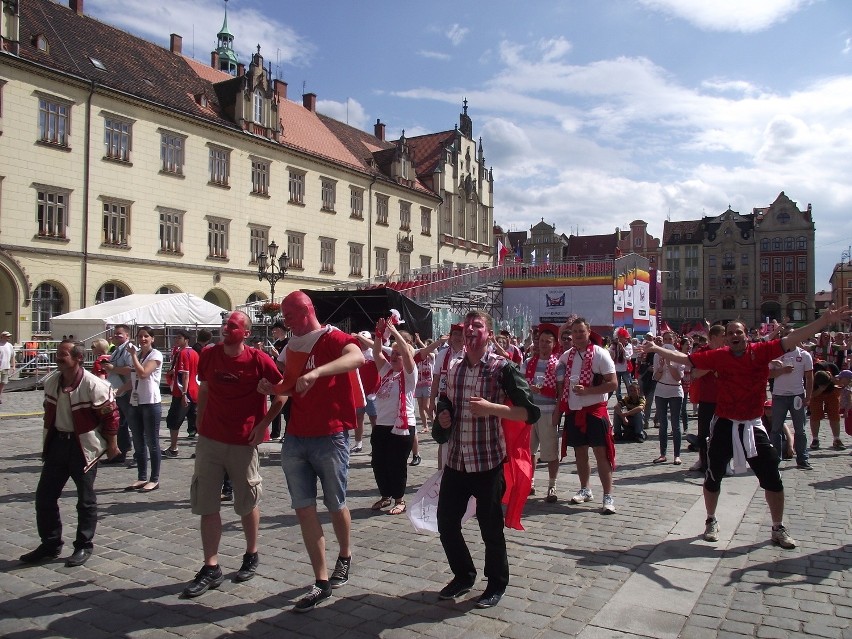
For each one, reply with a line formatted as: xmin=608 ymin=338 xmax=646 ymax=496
xmin=537 ymin=323 xmax=559 ymax=338
xmin=839 ymin=370 xmax=852 ymax=381
xmin=0 ymin=331 xmax=10 ymax=337
xmin=357 ymin=330 xmax=372 ymax=341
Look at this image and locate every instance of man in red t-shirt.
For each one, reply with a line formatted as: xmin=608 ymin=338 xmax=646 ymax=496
xmin=259 ymin=291 xmax=364 ymax=613
xmin=181 ymin=311 xmax=284 ymax=599
xmin=686 ymin=325 xmax=724 ymax=472
xmin=163 ymin=330 xmax=199 ymax=457
xmin=643 ymin=306 xmax=852 ymax=550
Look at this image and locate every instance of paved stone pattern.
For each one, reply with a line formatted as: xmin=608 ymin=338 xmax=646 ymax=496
xmin=0 ymin=391 xmax=849 ymax=638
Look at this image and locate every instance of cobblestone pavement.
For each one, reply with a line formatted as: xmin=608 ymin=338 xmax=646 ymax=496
xmin=0 ymin=390 xmax=850 ymax=638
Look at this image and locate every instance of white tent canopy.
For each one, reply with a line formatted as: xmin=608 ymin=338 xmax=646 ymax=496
xmin=51 ymin=294 xmax=227 ymax=343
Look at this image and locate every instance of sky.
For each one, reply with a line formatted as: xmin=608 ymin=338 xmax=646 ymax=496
xmin=84 ymin=0 xmax=852 ymax=290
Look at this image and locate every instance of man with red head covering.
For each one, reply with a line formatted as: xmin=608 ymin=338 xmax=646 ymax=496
xmin=610 ymin=327 xmax=633 ymax=400
xmin=259 ymin=291 xmax=364 ymax=612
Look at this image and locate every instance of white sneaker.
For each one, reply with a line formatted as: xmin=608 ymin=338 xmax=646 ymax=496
xmin=703 ymin=517 xmax=720 ymax=542
xmin=601 ymin=494 xmax=615 ymax=514
xmin=771 ymin=525 xmax=796 ymax=549
xmin=570 ymin=487 xmax=593 ymax=504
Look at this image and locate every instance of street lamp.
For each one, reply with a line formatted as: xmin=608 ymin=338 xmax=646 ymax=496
xmin=257 ymin=240 xmax=289 ymax=301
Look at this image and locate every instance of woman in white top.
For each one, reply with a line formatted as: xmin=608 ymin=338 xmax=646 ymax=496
xmin=652 ymin=331 xmax=686 ymax=465
xmin=125 ymin=326 xmax=163 ymax=492
xmin=370 ymin=321 xmax=417 ymax=515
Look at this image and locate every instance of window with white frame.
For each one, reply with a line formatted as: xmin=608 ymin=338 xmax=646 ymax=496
xmin=253 ymin=90 xmax=264 ymax=126
xmin=158 ymin=207 xmax=184 ymax=253
xmin=350 ymin=187 xmax=364 ymax=219
xmin=103 ymin=114 xmax=132 ymax=162
xmin=321 ymin=178 xmax=336 ymax=212
xmin=159 ymin=129 xmax=185 ymax=175
xmin=96 ymin=282 xmax=128 ymax=304
xmin=349 ymin=243 xmax=363 ymax=277
xmin=375 ymin=247 xmax=388 ymax=276
xmin=420 ymin=207 xmax=431 ymax=235
xmin=320 ymin=237 xmax=336 ymax=273
xmin=102 ymin=198 xmax=130 ymax=246
xmin=376 ymin=194 xmax=389 ymax=225
xmin=249 ymin=226 xmax=269 ymax=263
xmin=36 ymin=186 xmax=69 ymax=239
xmin=251 ymin=158 xmax=270 ymax=195
xmin=399 ymin=201 xmax=411 ymax=231
xmin=208 ymin=145 xmax=230 ymax=186
xmin=288 ymin=169 xmax=305 ymax=204
xmin=38 ymin=95 xmax=70 ymax=146
xmin=443 ymin=198 xmax=452 ymax=235
xmin=31 ymin=282 xmax=64 ymax=334
xmin=400 ymin=253 xmax=410 ymax=278
xmin=287 ymin=232 xmax=304 ymax=269
xmin=207 ymin=217 xmax=230 ymax=258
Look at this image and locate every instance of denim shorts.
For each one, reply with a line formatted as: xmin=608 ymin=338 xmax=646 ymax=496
xmin=281 ymin=432 xmax=350 ymax=511
xmin=357 ymin=397 xmax=377 ymax=418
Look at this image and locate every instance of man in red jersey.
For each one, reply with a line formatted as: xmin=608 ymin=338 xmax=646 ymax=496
xmin=181 ymin=311 xmax=284 ymax=598
xmin=259 ymin=291 xmax=364 ymax=613
xmin=642 ymin=306 xmax=852 ymax=550
xmin=163 ymin=330 xmax=199 ymax=457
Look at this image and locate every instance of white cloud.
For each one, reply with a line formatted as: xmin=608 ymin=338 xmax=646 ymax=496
xmin=316 ymin=98 xmax=369 ymax=130
xmin=418 ymin=50 xmax=451 ymax=61
xmin=446 ymin=24 xmax=469 ymax=46
xmin=636 ymin=0 xmax=814 ymax=32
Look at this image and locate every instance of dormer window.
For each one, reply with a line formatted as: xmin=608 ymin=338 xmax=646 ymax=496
xmin=34 ymin=34 xmax=49 ymax=52
xmin=253 ymin=89 xmax=264 ymax=126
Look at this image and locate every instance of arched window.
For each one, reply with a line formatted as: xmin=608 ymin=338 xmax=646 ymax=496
xmin=246 ymin=292 xmax=266 ymax=304
xmin=760 ymin=238 xmax=770 ymax=250
xmin=797 ymin=236 xmax=806 ymax=250
xmin=785 ymin=237 xmax=794 ymax=250
xmin=157 ymin=286 xmax=178 ymax=294
xmin=31 ymin=283 xmax=64 ymax=334
xmin=96 ymin=282 xmax=128 ymax=303
xmin=772 ymin=237 xmax=782 ymax=250
xmin=741 ymin=298 xmax=749 ymax=309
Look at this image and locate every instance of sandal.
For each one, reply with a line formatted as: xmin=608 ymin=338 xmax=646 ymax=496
xmin=652 ymin=456 xmax=667 ymax=464
xmin=673 ymin=458 xmax=682 ymax=465
xmin=371 ymin=497 xmax=392 ymax=511
xmin=388 ymin=501 xmax=406 ymax=515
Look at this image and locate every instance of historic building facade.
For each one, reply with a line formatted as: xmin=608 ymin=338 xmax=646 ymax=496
xmin=0 ymin=0 xmax=493 ymax=341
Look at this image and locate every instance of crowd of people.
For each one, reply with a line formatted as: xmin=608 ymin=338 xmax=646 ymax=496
xmin=11 ymin=300 xmax=852 ymax=612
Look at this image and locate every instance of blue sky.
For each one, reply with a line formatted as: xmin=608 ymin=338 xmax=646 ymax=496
xmin=86 ymin=0 xmax=852 ymax=290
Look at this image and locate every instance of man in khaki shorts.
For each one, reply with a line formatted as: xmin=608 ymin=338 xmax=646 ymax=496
xmin=181 ymin=311 xmax=285 ymax=598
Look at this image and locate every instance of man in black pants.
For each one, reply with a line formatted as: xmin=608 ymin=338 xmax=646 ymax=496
xmin=687 ymin=325 xmax=724 ymax=472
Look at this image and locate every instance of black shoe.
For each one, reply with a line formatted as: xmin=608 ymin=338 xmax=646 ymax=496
xmin=186 ymin=431 xmax=197 ymax=439
xmin=162 ymin=448 xmax=179 ymax=458
xmin=797 ymin=461 xmax=813 ymax=470
xmin=438 ymin=578 xmax=475 ymax=600
xmin=234 ymin=552 xmax=258 ymax=582
xmin=409 ymin=455 xmax=422 ymax=466
xmin=182 ymin=565 xmax=224 ymax=598
xmin=65 ymin=547 xmax=92 ymax=567
xmin=782 ymin=453 xmax=793 ymax=460
xmin=20 ymin=544 xmax=62 ymax=564
xmin=102 ymin=454 xmax=126 ymax=464
xmin=220 ymin=491 xmax=233 ymax=502
xmin=329 ymin=556 xmax=351 ymax=588
xmin=475 ymin=589 xmax=505 ymax=608
xmin=293 ymin=583 xmax=332 ymax=612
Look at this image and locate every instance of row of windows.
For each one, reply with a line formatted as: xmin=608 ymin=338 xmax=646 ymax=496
xmin=760 ymin=256 xmax=808 ymax=273
xmin=760 ymin=237 xmax=808 ymax=251
xmin=35 ymin=94 xmax=435 ymax=235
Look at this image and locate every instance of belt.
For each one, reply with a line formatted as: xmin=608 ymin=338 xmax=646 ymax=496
xmin=54 ymin=431 xmax=75 ymax=439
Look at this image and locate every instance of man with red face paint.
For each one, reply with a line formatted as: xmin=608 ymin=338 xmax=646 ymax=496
xmin=434 ymin=310 xmax=539 ymax=609
xmin=182 ymin=311 xmax=285 ymax=598
xmin=258 ymin=291 xmax=365 ymax=613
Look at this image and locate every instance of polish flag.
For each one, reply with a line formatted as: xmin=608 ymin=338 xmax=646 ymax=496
xmin=497 ymin=239 xmax=510 ymax=264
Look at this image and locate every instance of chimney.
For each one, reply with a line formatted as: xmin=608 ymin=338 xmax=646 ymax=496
xmin=69 ymin=0 xmax=84 ymax=15
xmin=374 ymin=118 xmax=386 ymax=141
xmin=273 ymin=79 xmax=287 ymax=100
xmin=170 ymin=33 xmax=182 ymax=55
xmin=302 ymin=92 xmax=316 ymax=112
xmin=211 ymin=51 xmax=219 ymax=69
xmin=237 ymin=63 xmax=245 ymax=76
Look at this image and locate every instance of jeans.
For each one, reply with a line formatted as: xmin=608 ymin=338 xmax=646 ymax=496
xmin=771 ymin=394 xmax=808 ymax=464
xmin=370 ymin=425 xmax=412 ymax=500
xmin=656 ymin=394 xmax=683 ymax=457
xmin=613 ymin=411 xmax=644 ymax=440
xmin=438 ymin=465 xmax=508 ymax=592
xmin=129 ymin=402 xmax=162 ymax=482
xmin=115 ymin=393 xmax=133 ymax=455
xmin=614 ymin=370 xmax=633 ymax=400
xmin=36 ymin=432 xmax=98 ymax=550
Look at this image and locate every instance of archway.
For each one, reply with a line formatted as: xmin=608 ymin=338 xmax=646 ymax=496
xmin=0 ymin=264 xmax=19 ymax=341
xmin=760 ymin=301 xmax=782 ymax=323
xmin=204 ymin=288 xmax=231 ymax=310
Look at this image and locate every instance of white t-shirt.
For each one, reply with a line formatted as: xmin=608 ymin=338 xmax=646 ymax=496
xmin=611 ymin=341 xmax=633 ymax=373
xmin=559 ymin=345 xmax=615 ymax=410
xmin=374 ymin=362 xmax=417 ymax=434
xmin=771 ymin=347 xmax=813 ymax=396
xmin=130 ymin=348 xmax=163 ymax=406
xmin=652 ymin=344 xmax=685 ymax=399
xmin=0 ymin=342 xmax=14 ymax=370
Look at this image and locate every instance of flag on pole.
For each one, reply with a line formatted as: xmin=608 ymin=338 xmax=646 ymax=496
xmin=530 ymin=249 xmax=537 ymax=265
xmin=497 ymin=239 xmax=510 ymax=264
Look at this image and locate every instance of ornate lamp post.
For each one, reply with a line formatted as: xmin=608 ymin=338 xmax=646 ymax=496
xmin=257 ymin=240 xmax=289 ymax=301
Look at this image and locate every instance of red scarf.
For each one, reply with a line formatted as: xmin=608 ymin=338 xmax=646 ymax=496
xmin=560 ymin=342 xmax=595 ymax=412
xmin=377 ymin=367 xmax=409 ymax=433
xmin=560 ymin=402 xmax=616 ymax=471
xmin=525 ymin=354 xmax=559 ymax=398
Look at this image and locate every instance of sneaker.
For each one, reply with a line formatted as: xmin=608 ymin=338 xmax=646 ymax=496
xmin=570 ymin=487 xmax=593 ymax=504
xmin=409 ymin=455 xmax=422 ymax=466
xmin=601 ymin=494 xmax=615 ymax=514
xmin=293 ymin=583 xmax=332 ymax=612
xmin=186 ymin=431 xmax=197 ymax=439
xmin=438 ymin=578 xmax=475 ymax=600
xmin=350 ymin=444 xmax=363 ymax=454
xmin=797 ymin=460 xmax=813 ymax=470
xmin=234 ymin=552 xmax=258 ymax=583
xmin=475 ymin=589 xmax=505 ymax=608
xmin=832 ymin=439 xmax=847 ymax=451
xmin=810 ymin=439 xmax=820 ymax=450
xmin=545 ymin=487 xmax=558 ymax=503
xmin=162 ymin=448 xmax=179 ymax=458
xmin=220 ymin=491 xmax=233 ymax=502
xmin=182 ymin=565 xmax=224 ymax=598
xmin=771 ymin=525 xmax=797 ymax=549
xmin=703 ymin=517 xmax=720 ymax=542
xmin=328 ymin=556 xmax=350 ymax=589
